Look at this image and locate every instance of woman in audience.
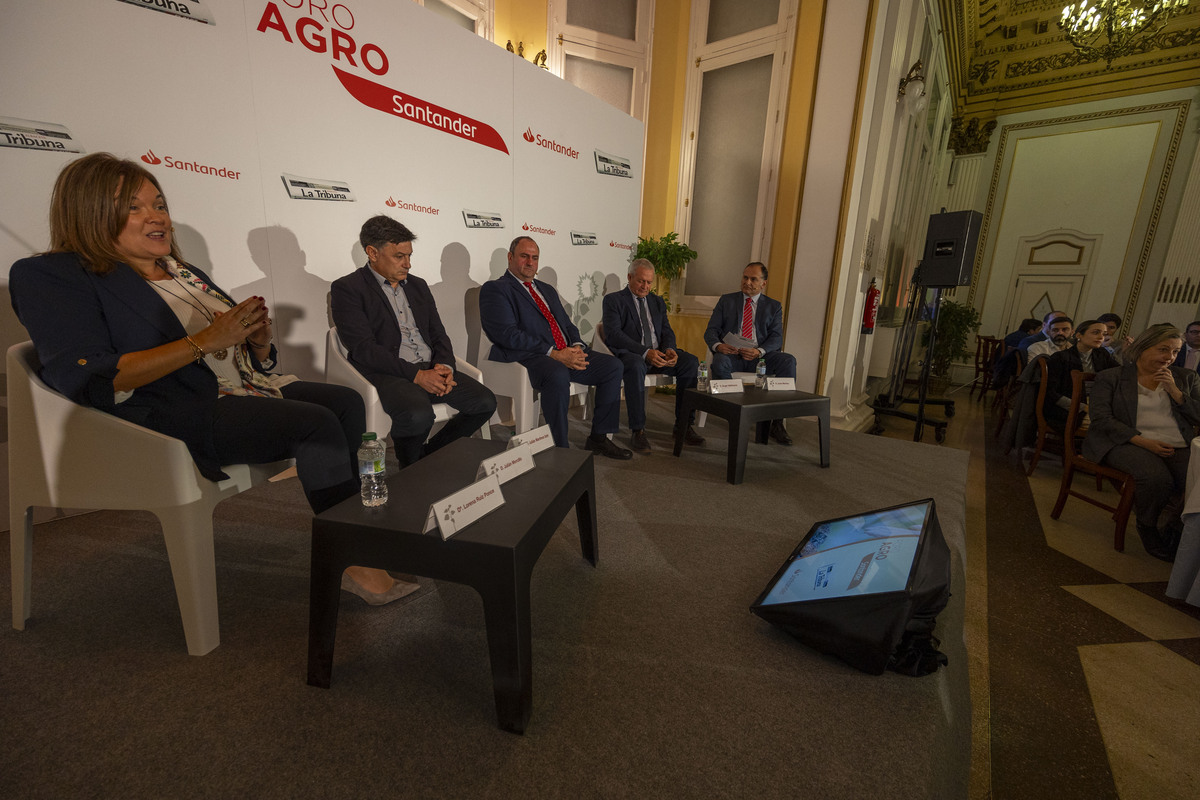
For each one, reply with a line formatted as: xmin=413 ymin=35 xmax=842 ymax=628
xmin=1084 ymin=324 xmax=1200 ymax=562
xmin=1042 ymin=319 xmax=1119 ymax=427
xmin=10 ymin=153 xmax=414 ymax=604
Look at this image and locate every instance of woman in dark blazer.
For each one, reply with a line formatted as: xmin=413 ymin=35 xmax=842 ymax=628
xmin=1083 ymin=324 xmax=1200 ymax=561
xmin=10 ymin=153 xmax=411 ymax=604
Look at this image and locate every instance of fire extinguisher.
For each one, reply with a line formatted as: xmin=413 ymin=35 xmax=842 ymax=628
xmin=862 ymin=278 xmax=881 ymax=334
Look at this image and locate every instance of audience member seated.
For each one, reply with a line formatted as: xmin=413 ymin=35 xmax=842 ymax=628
xmin=8 ymin=153 xmax=410 ymax=605
xmin=1026 ymin=316 xmax=1073 ymax=360
xmin=1042 ymin=319 xmax=1119 ymax=427
xmin=1098 ymin=312 xmax=1132 ymax=364
xmin=1005 ymin=318 xmax=1043 ymax=350
xmin=992 ymin=318 xmax=1041 ymax=392
xmin=331 ymin=215 xmax=496 ymax=468
xmin=1084 ymin=324 xmax=1200 ymax=562
xmin=1018 ymin=310 xmax=1068 ymax=355
xmin=1174 ymin=320 xmax=1200 ymax=374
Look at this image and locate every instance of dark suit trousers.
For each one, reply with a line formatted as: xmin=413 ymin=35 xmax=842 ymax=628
xmin=1102 ymin=444 xmax=1190 ymax=530
xmin=368 ymin=372 xmax=497 ymax=467
xmin=710 ymin=350 xmax=797 ymax=380
xmin=521 ymin=351 xmax=622 ymax=447
xmin=212 ymin=381 xmax=365 ymax=512
xmin=616 ymin=350 xmax=699 ymax=431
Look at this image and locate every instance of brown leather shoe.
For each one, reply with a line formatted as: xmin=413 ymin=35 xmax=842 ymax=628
xmin=675 ymin=425 xmax=705 ymax=446
xmin=768 ymin=420 xmax=792 ymax=446
xmin=630 ymin=429 xmax=651 ymax=453
xmin=341 ymin=572 xmax=421 ymax=605
xmin=585 ymin=435 xmax=634 ymax=460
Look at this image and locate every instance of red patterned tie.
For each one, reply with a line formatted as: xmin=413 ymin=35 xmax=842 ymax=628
xmin=741 ymin=296 xmax=753 ymax=339
xmin=524 ymin=281 xmax=567 ymax=350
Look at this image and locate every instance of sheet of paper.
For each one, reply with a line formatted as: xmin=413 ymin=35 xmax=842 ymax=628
xmin=710 ymin=379 xmax=744 ymax=394
xmin=476 ymin=442 xmax=534 ymax=485
xmin=426 ymin=474 xmax=504 ymax=540
xmin=507 ymin=424 xmax=554 ymax=454
xmin=766 ymin=377 xmax=796 ymax=391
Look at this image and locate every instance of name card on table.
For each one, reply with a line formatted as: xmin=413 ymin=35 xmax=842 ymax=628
xmin=766 ymin=377 xmax=796 ymax=391
xmin=423 ymin=473 xmax=504 ymax=539
xmin=508 ymin=424 xmax=555 ymax=454
xmin=709 ymin=379 xmax=744 ymax=394
xmin=476 ymin=442 xmax=534 ymax=485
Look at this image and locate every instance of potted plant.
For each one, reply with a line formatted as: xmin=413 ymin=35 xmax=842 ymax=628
xmin=922 ymin=297 xmax=981 ymax=391
xmin=632 ymin=232 xmax=697 ymax=309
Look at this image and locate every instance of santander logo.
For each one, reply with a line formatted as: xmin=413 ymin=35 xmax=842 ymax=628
xmin=524 ymin=222 xmax=556 ymax=235
xmin=385 ymin=197 xmax=397 ymax=207
xmin=610 ymin=241 xmax=633 ymax=251
xmin=522 ymin=126 xmax=579 ymax=160
xmin=139 ymin=146 xmax=241 ymax=181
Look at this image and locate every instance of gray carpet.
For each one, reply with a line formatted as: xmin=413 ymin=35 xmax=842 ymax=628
xmin=0 ymin=398 xmax=970 ymax=799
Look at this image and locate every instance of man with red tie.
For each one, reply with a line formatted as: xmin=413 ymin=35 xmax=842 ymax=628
xmin=479 ymin=236 xmax=632 ymax=459
xmin=703 ymin=261 xmax=797 ymax=445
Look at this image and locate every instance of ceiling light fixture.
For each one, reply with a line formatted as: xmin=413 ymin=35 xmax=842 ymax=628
xmin=1058 ymin=1 xmax=1190 ymax=67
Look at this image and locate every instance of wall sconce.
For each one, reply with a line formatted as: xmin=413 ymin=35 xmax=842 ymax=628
xmin=897 ymin=60 xmax=928 ymax=116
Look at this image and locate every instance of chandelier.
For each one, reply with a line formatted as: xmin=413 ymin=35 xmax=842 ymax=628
xmin=1058 ymin=1 xmax=1190 ymax=67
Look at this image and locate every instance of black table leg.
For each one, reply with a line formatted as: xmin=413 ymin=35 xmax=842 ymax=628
xmin=818 ymin=410 xmax=831 ymax=467
xmin=479 ymin=567 xmax=533 ymax=734
xmin=728 ymin=409 xmax=750 ymax=485
xmin=575 ymin=486 xmax=598 ymax=566
xmin=754 ymin=419 xmax=770 ymax=444
xmin=674 ymin=394 xmax=694 ymax=456
xmin=307 ymin=529 xmax=346 ymax=689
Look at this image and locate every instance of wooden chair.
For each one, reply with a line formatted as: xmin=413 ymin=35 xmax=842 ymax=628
xmin=1026 ymin=357 xmax=1071 ymax=475
xmin=1049 ymin=370 xmax=1136 ymax=551
xmin=992 ymin=348 xmax=1025 ymax=439
xmin=971 ymin=335 xmax=1004 ymax=401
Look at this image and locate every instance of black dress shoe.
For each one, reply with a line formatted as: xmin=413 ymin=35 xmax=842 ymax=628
xmin=585 ymin=435 xmax=634 ymax=460
xmin=675 ymin=425 xmax=705 ymax=446
xmin=768 ymin=420 xmax=792 ymax=445
xmin=1136 ymin=525 xmax=1174 ymax=563
xmin=630 ymin=429 xmax=652 ymax=453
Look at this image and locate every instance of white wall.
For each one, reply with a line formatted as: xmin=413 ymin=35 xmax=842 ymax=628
xmin=0 ymin=0 xmax=643 ymax=380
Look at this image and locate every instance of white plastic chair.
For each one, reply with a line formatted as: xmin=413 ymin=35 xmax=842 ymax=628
xmin=7 ymin=341 xmax=291 ymax=656
xmin=476 ymin=331 xmax=588 ymax=434
xmin=324 ymin=328 xmax=490 ymax=441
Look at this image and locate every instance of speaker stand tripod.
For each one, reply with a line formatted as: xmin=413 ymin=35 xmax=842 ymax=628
xmin=870 ymin=266 xmax=955 ymax=443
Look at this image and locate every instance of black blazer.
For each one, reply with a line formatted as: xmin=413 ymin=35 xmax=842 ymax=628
xmin=1044 ymin=345 xmax=1119 ymax=412
xmin=600 ymin=287 xmax=677 ymax=356
xmin=329 ymin=266 xmax=455 ymax=381
xmin=9 ymin=252 xmax=275 ymax=481
xmin=1082 ymin=363 xmax=1200 ymax=464
xmin=1174 ymin=345 xmax=1199 ymax=373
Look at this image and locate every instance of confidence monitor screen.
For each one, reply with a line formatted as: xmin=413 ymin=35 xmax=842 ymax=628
xmin=756 ymin=500 xmax=931 ymax=605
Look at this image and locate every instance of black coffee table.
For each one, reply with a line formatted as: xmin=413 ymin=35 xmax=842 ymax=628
xmin=306 ymin=438 xmax=597 ymax=734
xmin=674 ymin=387 xmax=831 ymax=484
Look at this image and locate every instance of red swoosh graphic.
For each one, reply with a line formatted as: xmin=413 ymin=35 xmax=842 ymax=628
xmin=333 ymin=66 xmax=509 ymax=155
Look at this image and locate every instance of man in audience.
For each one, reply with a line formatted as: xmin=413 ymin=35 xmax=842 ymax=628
xmin=601 ymin=258 xmax=705 ymax=453
xmin=1026 ymin=316 xmax=1073 ymax=360
xmin=1005 ymin=318 xmax=1042 ymax=350
xmin=331 ymin=215 xmax=496 ymax=467
xmin=1098 ymin=312 xmax=1132 ymax=363
xmin=703 ymin=261 xmax=796 ymax=444
xmin=1173 ymin=320 xmax=1200 ymax=373
xmin=1018 ymin=310 xmax=1069 ymax=355
xmin=479 ymin=235 xmax=631 ymax=459
xmin=1042 ymin=319 xmax=1119 ymax=426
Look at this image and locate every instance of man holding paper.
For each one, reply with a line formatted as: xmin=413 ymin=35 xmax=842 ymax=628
xmin=601 ymin=258 xmax=705 ymax=453
xmin=703 ymin=261 xmax=797 ymax=444
xmin=479 ymin=235 xmax=632 ymax=459
xmin=331 ymin=215 xmax=497 ymax=467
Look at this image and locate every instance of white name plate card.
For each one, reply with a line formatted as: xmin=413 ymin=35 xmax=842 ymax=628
xmin=423 ymin=474 xmax=504 ymax=539
xmin=709 ymin=379 xmax=744 ymax=394
xmin=507 ymin=424 xmax=555 ymax=454
xmin=476 ymin=442 xmax=534 ymax=485
xmin=766 ymin=377 xmax=796 ymax=391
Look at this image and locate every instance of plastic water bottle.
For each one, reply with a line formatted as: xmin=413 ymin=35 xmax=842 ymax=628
xmin=697 ymin=361 xmax=709 ymax=392
xmin=755 ymin=358 xmax=767 ymax=389
xmin=358 ymin=432 xmax=388 ymax=507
